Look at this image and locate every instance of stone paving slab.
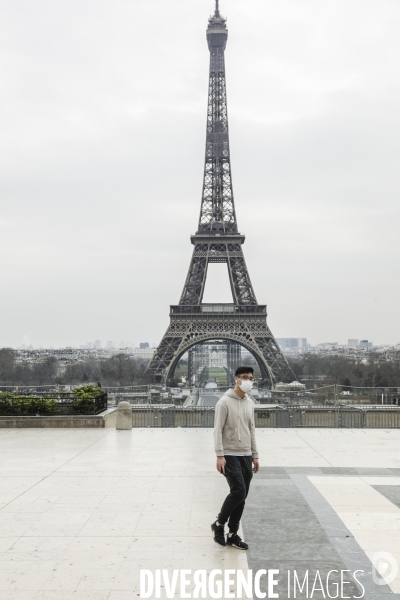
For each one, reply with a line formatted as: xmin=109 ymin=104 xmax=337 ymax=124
xmin=1 ymin=429 xmax=400 ymax=598
xmin=372 ymin=486 xmax=400 ymax=510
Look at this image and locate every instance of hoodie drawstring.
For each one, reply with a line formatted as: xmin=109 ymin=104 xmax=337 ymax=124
xmin=238 ymin=399 xmax=241 ymax=441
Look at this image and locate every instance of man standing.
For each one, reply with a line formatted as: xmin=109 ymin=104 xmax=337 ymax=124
xmin=211 ymin=366 xmax=259 ymax=549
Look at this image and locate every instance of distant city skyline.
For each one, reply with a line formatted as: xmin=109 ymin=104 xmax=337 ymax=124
xmin=5 ymin=336 xmax=400 ymax=351
xmin=9 ymin=340 xmax=157 ymax=350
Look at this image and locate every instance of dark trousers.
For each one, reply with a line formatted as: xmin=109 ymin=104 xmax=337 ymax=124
xmin=218 ymin=455 xmax=253 ymax=534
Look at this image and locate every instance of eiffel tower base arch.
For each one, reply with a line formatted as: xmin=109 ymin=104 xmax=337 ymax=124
xmin=146 ymin=305 xmax=294 ymax=387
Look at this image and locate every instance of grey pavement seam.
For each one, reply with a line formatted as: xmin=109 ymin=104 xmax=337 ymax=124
xmin=290 ymin=474 xmax=400 ymax=599
xmin=371 ymin=486 xmax=400 ymax=510
xmin=244 ymin=472 xmax=364 ymax=599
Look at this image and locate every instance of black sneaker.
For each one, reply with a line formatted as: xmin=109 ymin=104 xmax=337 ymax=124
xmin=226 ymin=533 xmax=248 ymax=550
xmin=211 ymin=520 xmax=226 ymax=546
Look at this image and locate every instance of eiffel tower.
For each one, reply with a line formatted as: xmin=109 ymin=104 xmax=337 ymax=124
xmin=146 ymin=0 xmax=295 ymax=387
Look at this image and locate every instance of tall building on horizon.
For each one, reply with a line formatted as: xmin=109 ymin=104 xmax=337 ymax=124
xmin=276 ymin=338 xmax=308 ymax=351
xmin=359 ymin=340 xmax=373 ymax=349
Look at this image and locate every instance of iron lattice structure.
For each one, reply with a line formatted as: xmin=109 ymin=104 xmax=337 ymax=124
xmin=146 ymin=1 xmax=295 ymax=387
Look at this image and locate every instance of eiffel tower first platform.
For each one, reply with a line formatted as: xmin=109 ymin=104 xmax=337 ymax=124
xmin=146 ymin=1 xmax=295 ymax=387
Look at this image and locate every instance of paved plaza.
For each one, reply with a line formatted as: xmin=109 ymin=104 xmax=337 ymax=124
xmin=1 ymin=428 xmax=400 ymax=599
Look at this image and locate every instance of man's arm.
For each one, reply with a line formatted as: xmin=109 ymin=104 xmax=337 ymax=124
xmin=251 ymin=404 xmax=260 ymax=473
xmin=214 ymin=401 xmax=228 ymax=473
xmin=213 ymin=400 xmax=228 ymax=457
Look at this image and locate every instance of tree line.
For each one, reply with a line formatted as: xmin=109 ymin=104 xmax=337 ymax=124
xmin=288 ymin=352 xmax=400 ymax=388
xmin=1 ymin=348 xmax=399 ymax=389
xmin=0 ymin=349 xmax=150 ymax=387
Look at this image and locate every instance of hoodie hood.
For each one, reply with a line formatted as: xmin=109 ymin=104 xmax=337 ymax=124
xmin=224 ymin=388 xmax=247 ymax=401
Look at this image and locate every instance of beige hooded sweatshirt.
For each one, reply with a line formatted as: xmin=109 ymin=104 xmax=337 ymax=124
xmin=213 ymin=389 xmax=259 ymax=458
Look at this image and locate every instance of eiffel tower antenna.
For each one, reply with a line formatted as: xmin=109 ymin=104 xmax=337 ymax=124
xmin=146 ymin=5 xmax=295 ymax=387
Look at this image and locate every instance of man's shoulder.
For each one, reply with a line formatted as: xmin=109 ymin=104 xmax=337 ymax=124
xmin=215 ymin=395 xmax=229 ymax=408
xmin=216 ymin=390 xmax=235 ymax=407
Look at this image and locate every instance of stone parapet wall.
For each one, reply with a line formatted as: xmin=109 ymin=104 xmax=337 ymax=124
xmin=0 ymin=408 xmax=117 ymax=428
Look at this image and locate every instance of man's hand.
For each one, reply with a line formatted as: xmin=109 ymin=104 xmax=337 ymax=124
xmin=216 ymin=456 xmax=226 ymax=474
xmin=252 ymin=458 xmax=260 ymax=473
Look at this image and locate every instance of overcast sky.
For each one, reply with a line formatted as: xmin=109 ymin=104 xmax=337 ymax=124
xmin=1 ymin=0 xmax=399 ymax=348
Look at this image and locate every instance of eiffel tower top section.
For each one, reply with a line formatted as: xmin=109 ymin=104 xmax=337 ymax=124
xmin=195 ymin=0 xmax=239 ymax=240
xmin=207 ymin=1 xmax=228 ymax=48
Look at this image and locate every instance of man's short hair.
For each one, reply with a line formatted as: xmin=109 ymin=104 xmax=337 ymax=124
xmin=235 ymin=366 xmax=254 ymax=377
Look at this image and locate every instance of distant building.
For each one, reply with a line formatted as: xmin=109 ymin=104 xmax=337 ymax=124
xmin=140 ymin=342 xmax=150 ymax=349
xmin=132 ymin=347 xmax=156 ymax=360
xmin=317 ymin=342 xmax=338 ymax=350
xmin=94 ymin=340 xmax=101 ymax=349
xmin=275 ymin=381 xmax=306 ymax=391
xmin=276 ymin=338 xmax=308 ymax=350
xmin=107 ymin=341 xmax=116 ymax=349
xmin=348 ymin=339 xmax=359 ymax=348
xmin=359 ymin=340 xmax=373 ymax=349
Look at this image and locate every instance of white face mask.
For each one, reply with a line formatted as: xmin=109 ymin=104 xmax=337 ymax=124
xmin=237 ymin=378 xmax=253 ymax=393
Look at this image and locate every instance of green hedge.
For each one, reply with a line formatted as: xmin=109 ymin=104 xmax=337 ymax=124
xmin=0 ymin=396 xmax=57 ymax=416
xmin=0 ymin=386 xmax=104 ymax=416
xmin=71 ymin=386 xmax=103 ymax=415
